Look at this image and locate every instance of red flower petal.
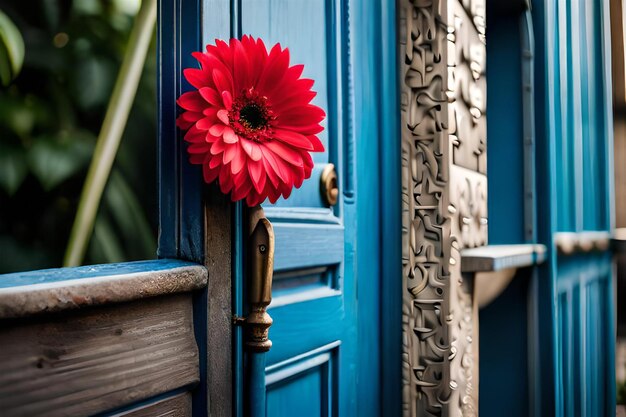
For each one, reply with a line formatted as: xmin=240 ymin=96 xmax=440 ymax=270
xmin=307 ymin=135 xmax=325 ymax=152
xmin=199 ymin=87 xmax=222 ymax=106
xmin=177 ymin=91 xmax=206 ymax=111
xmin=211 ymin=140 xmax=226 ymax=155
xmin=177 ymin=36 xmax=326 ymax=206
xmin=260 ymin=146 xmax=289 ymax=183
xmin=257 ymin=44 xmax=290 ymax=94
xmin=183 ymin=68 xmax=210 ymax=89
xmin=223 ymin=127 xmax=238 ymax=144
xmin=279 ymin=104 xmax=326 ymax=125
xmin=181 ymin=111 xmax=203 ymax=123
xmin=203 ymin=165 xmax=219 ymax=183
xmin=217 ymin=109 xmax=230 ymax=124
xmin=209 ymin=124 xmax=226 ymax=136
xmin=223 ymin=143 xmax=238 ymax=164
xmin=248 ymin=159 xmax=266 ymax=194
xmin=262 ymin=156 xmax=280 ymax=188
xmin=212 ymin=69 xmax=233 ymax=95
xmin=222 ymin=91 xmax=233 ymax=109
xmin=273 ymin=128 xmax=314 ymax=150
xmin=209 ymin=155 xmax=221 ymax=169
xmin=233 ymin=39 xmax=251 ymax=91
xmin=241 ymin=139 xmax=263 ymax=161
xmin=231 ymin=145 xmax=246 ymax=175
xmin=196 ymin=117 xmax=215 ymax=131
xmin=219 ymin=167 xmax=235 ymax=193
xmin=264 ymin=141 xmax=304 ymax=167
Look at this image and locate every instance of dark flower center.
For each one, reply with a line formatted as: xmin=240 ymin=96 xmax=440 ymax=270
xmin=239 ymin=103 xmax=267 ymax=130
xmin=229 ymin=88 xmax=276 ymax=142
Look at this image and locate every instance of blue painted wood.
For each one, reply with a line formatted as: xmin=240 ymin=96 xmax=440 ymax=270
xmin=486 ymin=3 xmax=525 ymax=245
xmin=206 ymin=0 xmax=395 ymax=415
xmin=479 ymin=270 xmax=531 ymax=417
xmin=0 ymin=259 xmax=198 ymax=289
xmin=157 ymin=2 xmax=209 ymax=416
xmin=483 ymin=5 xmax=547 ymax=416
xmin=530 ymin=0 xmax=616 ymax=416
xmin=555 ymin=253 xmax=613 ymax=417
xmin=532 ymin=0 xmax=561 ymax=413
xmin=487 ymin=0 xmax=616 ymax=416
xmin=378 ymin=0 xmax=402 ymax=411
xmin=157 ymin=0 xmax=204 ymax=264
xmin=248 ymin=353 xmax=267 ymax=417
xmin=265 ymin=343 xmax=338 ymax=416
xmin=271 ymin=223 xmax=344 ymax=271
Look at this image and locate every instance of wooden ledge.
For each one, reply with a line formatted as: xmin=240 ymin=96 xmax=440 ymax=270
xmin=612 ymin=228 xmax=626 ymax=254
xmin=460 ymin=244 xmax=547 ymax=273
xmin=555 ymin=231 xmax=611 ymax=255
xmin=0 ymin=259 xmax=207 ymax=318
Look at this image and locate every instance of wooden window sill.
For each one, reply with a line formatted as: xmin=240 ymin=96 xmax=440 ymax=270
xmin=0 ymin=259 xmax=207 ymax=318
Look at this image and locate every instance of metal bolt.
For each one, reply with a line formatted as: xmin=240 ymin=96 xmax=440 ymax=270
xmin=259 ymin=244 xmax=266 ymax=253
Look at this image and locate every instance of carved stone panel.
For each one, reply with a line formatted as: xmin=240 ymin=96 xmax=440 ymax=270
xmin=400 ymin=0 xmax=487 ymax=416
xmin=450 ymin=165 xmax=488 ymax=248
xmin=448 ymin=1 xmax=486 ymax=174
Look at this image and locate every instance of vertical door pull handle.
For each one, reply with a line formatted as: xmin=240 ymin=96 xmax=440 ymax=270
xmin=246 ymin=206 xmax=275 ymax=352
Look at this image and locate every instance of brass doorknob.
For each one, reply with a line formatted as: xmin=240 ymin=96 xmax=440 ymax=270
xmin=320 ymin=163 xmax=339 ymax=206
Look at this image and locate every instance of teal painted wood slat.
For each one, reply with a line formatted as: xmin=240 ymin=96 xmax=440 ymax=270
xmin=225 ymin=0 xmax=395 ymax=415
xmin=532 ymin=0 xmax=561 ymax=413
xmin=530 ymin=0 xmax=616 ymax=415
xmin=378 ymin=0 xmax=402 ymax=411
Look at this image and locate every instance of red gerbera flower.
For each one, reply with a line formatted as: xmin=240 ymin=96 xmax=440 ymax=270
xmin=176 ymin=35 xmax=326 ymax=206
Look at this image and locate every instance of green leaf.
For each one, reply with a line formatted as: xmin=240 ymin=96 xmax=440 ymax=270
xmin=0 ymin=96 xmax=37 ymax=138
xmin=27 ymin=131 xmax=95 ymax=190
xmin=72 ymin=56 xmax=115 ymax=109
xmin=0 ymin=41 xmax=12 ymax=87
xmin=104 ymin=170 xmax=156 ymax=259
xmin=89 ymin=215 xmax=124 ymax=263
xmin=0 ymin=235 xmax=53 ymax=274
xmin=0 ymin=10 xmax=24 ymax=86
xmin=0 ymin=145 xmax=28 ymax=195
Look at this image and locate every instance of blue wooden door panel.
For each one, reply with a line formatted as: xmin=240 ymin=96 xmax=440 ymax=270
xmin=243 ymin=0 xmax=341 ymax=210
xmin=198 ymin=1 xmax=397 ymax=415
xmin=265 ymin=342 xmax=338 ymax=416
xmin=222 ymin=0 xmax=358 ymax=415
xmin=556 ymin=253 xmax=613 ymax=417
xmin=533 ymin=0 xmax=616 ymax=415
xmin=217 ymin=0 xmax=397 ymax=415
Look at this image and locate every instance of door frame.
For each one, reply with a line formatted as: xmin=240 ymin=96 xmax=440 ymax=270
xmin=158 ymin=0 xmax=403 ymax=415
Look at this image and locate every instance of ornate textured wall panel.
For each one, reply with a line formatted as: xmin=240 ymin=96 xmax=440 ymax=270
xmin=400 ymin=0 xmax=487 ymax=416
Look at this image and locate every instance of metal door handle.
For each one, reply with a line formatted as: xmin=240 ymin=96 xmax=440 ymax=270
xmin=320 ymin=163 xmax=339 ymax=206
xmin=246 ymin=206 xmax=274 ymax=352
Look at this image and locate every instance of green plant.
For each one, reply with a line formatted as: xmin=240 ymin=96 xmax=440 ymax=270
xmin=0 ymin=9 xmax=24 ymax=86
xmin=0 ymin=0 xmax=157 ymax=273
xmin=619 ymin=379 xmax=626 ymax=405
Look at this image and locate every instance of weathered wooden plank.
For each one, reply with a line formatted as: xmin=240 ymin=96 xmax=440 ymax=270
xmin=0 ymin=294 xmax=199 ymax=417
xmin=460 ymin=244 xmax=547 ymax=272
xmin=0 ymin=260 xmax=207 ymax=318
xmin=113 ymin=392 xmax=192 ymax=417
xmin=204 ymin=190 xmax=233 ymax=417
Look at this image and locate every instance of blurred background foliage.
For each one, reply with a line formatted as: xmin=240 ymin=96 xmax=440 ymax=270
xmin=0 ymin=0 xmax=157 ymax=273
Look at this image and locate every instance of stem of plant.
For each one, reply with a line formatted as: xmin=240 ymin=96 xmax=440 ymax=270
xmin=63 ymin=0 xmax=157 ymax=267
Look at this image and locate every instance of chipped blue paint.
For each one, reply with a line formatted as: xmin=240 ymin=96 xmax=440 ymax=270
xmin=0 ymin=259 xmax=197 ymax=289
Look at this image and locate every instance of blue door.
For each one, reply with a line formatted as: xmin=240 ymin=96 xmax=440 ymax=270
xmin=248 ymin=2 xmax=358 ymax=415
xmin=534 ymin=0 xmax=616 ymax=415
xmin=213 ymin=1 xmax=400 ymax=416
